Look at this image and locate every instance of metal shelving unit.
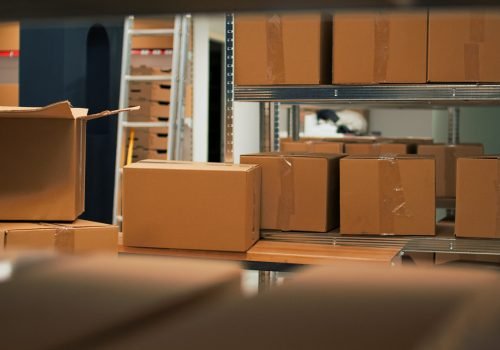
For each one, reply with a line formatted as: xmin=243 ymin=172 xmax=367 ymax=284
xmin=224 ymin=13 xmax=500 ymax=258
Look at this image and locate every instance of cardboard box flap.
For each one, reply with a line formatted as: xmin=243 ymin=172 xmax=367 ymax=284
xmin=0 ymin=100 xmax=139 ymax=120
xmin=344 ymin=155 xmax=433 ymax=160
xmin=129 ymin=160 xmax=259 ymax=172
xmin=0 ymin=220 xmax=114 ymax=234
xmin=243 ymin=152 xmax=344 ymax=160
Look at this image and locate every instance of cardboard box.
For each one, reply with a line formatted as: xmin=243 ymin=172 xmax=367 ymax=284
xmin=333 ymin=11 xmax=428 ymax=84
xmin=435 ymin=253 xmax=500 ymax=265
xmin=131 ymin=66 xmax=171 ymax=76
xmin=235 ymin=14 xmax=332 ymax=85
xmin=129 ymin=130 xmax=168 ymax=150
xmin=0 ymin=254 xmax=241 ymax=349
xmin=123 ymin=161 xmax=261 ymax=251
xmin=131 ymin=19 xmax=174 ymax=49
xmin=129 ymin=82 xmax=171 ymax=102
xmin=455 ymin=156 xmax=500 ymax=238
xmin=281 ymin=141 xmax=344 ymax=154
xmin=0 ymin=101 xmax=128 ymax=221
xmin=240 ymin=153 xmax=343 ymax=232
xmin=0 ymin=220 xmax=118 ymax=254
xmin=0 ymin=83 xmax=18 ymax=106
xmin=340 ymin=155 xmax=435 ymax=235
xmin=0 ymin=22 xmax=19 ymax=51
xmin=417 ymin=144 xmax=484 ymax=198
xmin=132 ymin=148 xmax=167 ymax=161
xmin=129 ymin=98 xmax=170 ymax=119
xmin=345 ymin=143 xmax=409 ymax=156
xmin=148 ymin=132 xmax=168 ymax=150
xmin=428 ymin=11 xmax=500 ymax=82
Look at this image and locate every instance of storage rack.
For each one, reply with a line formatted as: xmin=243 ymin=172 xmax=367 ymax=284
xmin=224 ymin=13 xmax=500 ymax=258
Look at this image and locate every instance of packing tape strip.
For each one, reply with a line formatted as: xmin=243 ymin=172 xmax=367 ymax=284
xmin=40 ymin=223 xmax=75 ymax=253
xmin=374 ymin=14 xmax=390 ymax=82
xmin=378 ymin=155 xmax=408 ymax=234
xmin=266 ymin=15 xmax=286 ymax=84
xmin=277 ymin=156 xmax=295 ymax=231
xmin=464 ymin=14 xmax=484 ymax=81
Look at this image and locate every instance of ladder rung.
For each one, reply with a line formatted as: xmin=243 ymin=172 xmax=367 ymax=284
xmin=123 ymin=121 xmax=169 ymax=128
xmin=128 ymin=29 xmax=175 ymax=36
xmin=126 ymin=75 xmax=171 ymax=82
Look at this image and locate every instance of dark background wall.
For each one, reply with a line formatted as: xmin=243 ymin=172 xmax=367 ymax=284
xmin=20 ymin=19 xmax=123 ymax=223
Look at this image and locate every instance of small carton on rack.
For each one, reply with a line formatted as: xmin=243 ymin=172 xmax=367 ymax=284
xmin=281 ymin=141 xmax=344 ymax=154
xmin=240 ymin=153 xmax=344 ymax=232
xmin=235 ymin=14 xmax=332 ymax=85
xmin=344 ymin=143 xmax=410 ymax=156
xmin=0 ymin=220 xmax=118 ymax=254
xmin=455 ymin=156 xmax=500 ymax=238
xmin=123 ymin=160 xmax=261 ymax=252
xmin=333 ymin=11 xmax=428 ymax=84
xmin=0 ymin=101 xmax=135 ymax=221
xmin=428 ymin=10 xmax=500 ymax=82
xmin=417 ymin=144 xmax=484 ymax=198
xmin=340 ymin=155 xmax=435 ymax=235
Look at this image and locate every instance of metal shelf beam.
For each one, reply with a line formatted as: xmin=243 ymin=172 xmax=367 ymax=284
xmin=235 ymin=84 xmax=500 ymax=106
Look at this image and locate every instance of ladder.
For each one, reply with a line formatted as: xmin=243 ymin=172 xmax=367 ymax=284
xmin=112 ymin=15 xmax=191 ymax=226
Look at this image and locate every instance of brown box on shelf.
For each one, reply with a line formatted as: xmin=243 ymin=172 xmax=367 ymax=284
xmin=235 ymin=14 xmax=332 ymax=85
xmin=123 ymin=160 xmax=261 ymax=252
xmin=132 ymin=148 xmax=167 ymax=162
xmin=340 ymin=155 xmax=435 ymax=235
xmin=0 ymin=22 xmax=19 ymax=51
xmin=455 ymin=156 xmax=500 ymax=238
xmin=345 ymin=143 xmax=410 ymax=156
xmin=240 ymin=153 xmax=343 ymax=232
xmin=0 ymin=220 xmax=118 ymax=254
xmin=417 ymin=144 xmax=484 ymax=198
xmin=281 ymin=141 xmax=344 ymax=154
xmin=148 ymin=133 xmax=168 ymax=150
xmin=428 ymin=11 xmax=500 ymax=82
xmin=0 ymin=84 xmax=18 ymax=106
xmin=0 ymin=101 xmax=127 ymax=221
xmin=333 ymin=11 xmax=428 ymax=84
xmin=131 ymin=19 xmax=174 ymax=49
xmin=130 ymin=66 xmax=171 ymax=76
xmin=129 ymin=82 xmax=171 ymax=102
xmin=129 ymin=98 xmax=170 ymax=119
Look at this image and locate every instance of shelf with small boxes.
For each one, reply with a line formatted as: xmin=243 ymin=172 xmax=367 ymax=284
xmin=222 ymin=10 xmax=500 ymax=259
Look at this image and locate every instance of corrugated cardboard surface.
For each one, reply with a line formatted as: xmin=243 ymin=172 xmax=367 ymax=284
xmin=345 ymin=143 xmax=409 ymax=155
xmin=0 ymin=22 xmax=19 ymax=51
xmin=428 ymin=11 xmax=500 ymax=82
xmin=0 ymin=255 xmax=241 ymax=350
xmin=93 ymin=264 xmax=500 ymax=350
xmin=0 ymin=101 xmax=127 ymax=221
xmin=417 ymin=144 xmax=484 ymax=198
xmin=0 ymin=84 xmax=18 ymax=106
xmin=131 ymin=19 xmax=174 ymax=49
xmin=456 ymin=157 xmax=500 ymax=238
xmin=340 ymin=156 xmax=435 ymax=235
xmin=281 ymin=141 xmax=344 ymax=154
xmin=235 ymin=14 xmax=332 ymax=85
xmin=333 ymin=11 xmax=428 ymax=84
xmin=123 ymin=161 xmax=261 ymax=251
xmin=0 ymin=220 xmax=118 ymax=253
xmin=129 ymin=82 xmax=171 ymax=102
xmin=241 ymin=153 xmax=343 ymax=232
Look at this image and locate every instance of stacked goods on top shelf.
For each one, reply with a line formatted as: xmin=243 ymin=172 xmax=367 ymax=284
xmin=333 ymin=11 xmax=428 ymax=84
xmin=428 ymin=11 xmax=500 ymax=82
xmin=0 ymin=101 xmax=121 ymax=253
xmin=340 ymin=155 xmax=436 ymax=236
xmin=240 ymin=153 xmax=344 ymax=232
xmin=122 ymin=161 xmax=261 ymax=252
xmin=132 ymin=18 xmax=174 ymax=49
xmin=0 ymin=22 xmax=19 ymax=106
xmin=455 ymin=156 xmax=500 ymax=238
xmin=128 ymin=66 xmax=170 ymax=162
xmin=235 ymin=14 xmax=332 ymax=85
xmin=417 ymin=144 xmax=484 ymax=198
xmin=344 ymin=143 xmax=410 ymax=155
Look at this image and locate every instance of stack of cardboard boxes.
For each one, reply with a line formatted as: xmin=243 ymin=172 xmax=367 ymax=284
xmin=128 ymin=66 xmax=171 ymax=161
xmin=235 ymin=10 xmax=500 ymax=85
xmin=0 ymin=101 xmax=120 ymax=254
